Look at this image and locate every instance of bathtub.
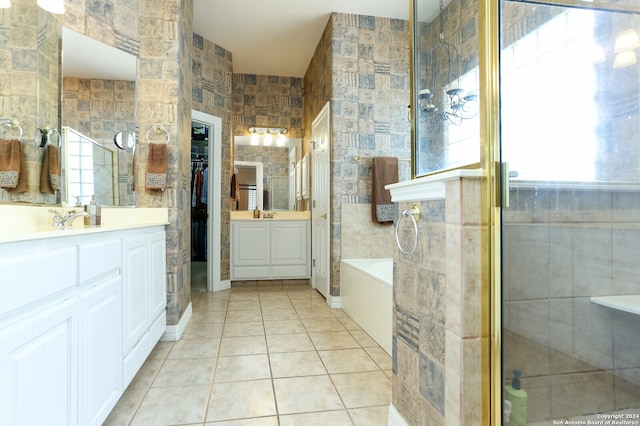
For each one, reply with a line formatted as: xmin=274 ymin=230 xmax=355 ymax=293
xmin=340 ymin=258 xmax=393 ymax=355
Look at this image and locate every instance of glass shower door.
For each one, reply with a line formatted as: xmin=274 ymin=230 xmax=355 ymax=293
xmin=500 ymin=0 xmax=640 ymax=423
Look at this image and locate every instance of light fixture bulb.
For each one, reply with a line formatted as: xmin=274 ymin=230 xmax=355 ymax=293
xmin=614 ymin=29 xmax=640 ymax=53
xmin=37 ymin=0 xmax=65 ymax=14
xmin=263 ymin=130 xmax=273 ymax=146
xmin=277 ymin=130 xmax=286 ymax=147
xmin=0 ymin=0 xmax=11 ymax=9
xmin=613 ymin=50 xmax=637 ymax=68
xmin=250 ymin=129 xmax=259 ymax=146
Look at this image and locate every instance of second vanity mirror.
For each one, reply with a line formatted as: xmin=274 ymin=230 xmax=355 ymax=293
xmin=61 ymin=27 xmax=138 ymax=207
xmin=233 ymin=136 xmax=302 ymax=211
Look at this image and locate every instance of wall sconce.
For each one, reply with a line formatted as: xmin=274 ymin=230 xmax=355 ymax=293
xmin=419 ymin=0 xmax=478 ymax=127
xmin=247 ymin=127 xmax=288 ymax=146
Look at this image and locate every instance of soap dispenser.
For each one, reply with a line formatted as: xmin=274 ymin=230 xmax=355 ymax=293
xmin=504 ymin=369 xmax=527 ymax=426
xmin=84 ymin=195 xmax=102 ymax=226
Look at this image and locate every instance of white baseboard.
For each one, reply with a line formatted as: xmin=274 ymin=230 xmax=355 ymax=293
xmin=213 ymin=279 xmax=231 ymax=292
xmin=160 ymin=302 xmax=192 ymax=341
xmin=388 ymin=403 xmax=409 ymax=426
xmin=327 ymin=294 xmax=341 ymax=308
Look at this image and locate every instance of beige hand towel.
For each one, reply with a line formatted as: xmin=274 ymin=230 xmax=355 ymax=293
xmin=146 ymin=143 xmax=167 ymax=191
xmin=371 ymin=157 xmax=398 ymax=224
xmin=0 ymin=139 xmax=22 ymax=189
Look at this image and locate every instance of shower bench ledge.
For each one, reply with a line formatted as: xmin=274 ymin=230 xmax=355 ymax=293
xmin=590 ymin=295 xmax=640 ymax=316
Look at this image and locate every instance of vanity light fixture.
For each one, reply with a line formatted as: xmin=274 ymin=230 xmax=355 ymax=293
xmin=250 ymin=128 xmax=259 ymax=146
xmin=263 ymin=130 xmax=273 ymax=146
xmin=613 ymin=50 xmax=637 ymax=68
xmin=247 ymin=127 xmax=288 ymax=146
xmin=0 ymin=0 xmax=11 ymax=9
xmin=277 ymin=129 xmax=287 ymax=147
xmin=37 ymin=0 xmax=65 ymax=14
xmin=419 ymin=0 xmax=478 ymax=127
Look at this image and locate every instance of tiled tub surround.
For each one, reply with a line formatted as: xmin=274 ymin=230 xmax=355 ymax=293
xmin=503 ymin=184 xmax=640 ymax=422
xmin=387 ymin=171 xmax=484 ymax=425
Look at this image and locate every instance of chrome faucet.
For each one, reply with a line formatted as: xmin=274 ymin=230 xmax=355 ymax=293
xmin=48 ymin=209 xmax=89 ymax=228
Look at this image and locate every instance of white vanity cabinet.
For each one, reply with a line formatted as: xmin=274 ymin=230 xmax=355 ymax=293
xmin=231 ymin=220 xmax=310 ymax=280
xmin=122 ymin=230 xmax=167 ymax=388
xmin=0 ymin=225 xmax=166 ymax=426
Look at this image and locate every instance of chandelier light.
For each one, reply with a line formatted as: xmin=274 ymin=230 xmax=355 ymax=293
xmin=247 ymin=127 xmax=288 ymax=147
xmin=419 ymin=0 xmax=478 ymax=127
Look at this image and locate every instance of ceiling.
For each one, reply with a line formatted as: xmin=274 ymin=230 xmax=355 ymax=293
xmin=193 ymin=0 xmax=410 ymax=78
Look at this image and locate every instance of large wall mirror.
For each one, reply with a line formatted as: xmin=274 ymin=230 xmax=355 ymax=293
xmin=61 ymin=27 xmax=138 ymax=207
xmin=0 ymin=6 xmax=60 ymax=205
xmin=233 ymin=136 xmax=302 ymax=211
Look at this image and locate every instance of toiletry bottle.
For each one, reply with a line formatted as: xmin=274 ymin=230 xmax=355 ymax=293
xmin=84 ymin=195 xmax=100 ymax=226
xmin=253 ymin=208 xmax=260 ymax=219
xmin=504 ymin=369 xmax=527 ymax=426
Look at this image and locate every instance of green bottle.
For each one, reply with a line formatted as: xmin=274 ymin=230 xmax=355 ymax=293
xmin=505 ymin=369 xmax=527 ymax=426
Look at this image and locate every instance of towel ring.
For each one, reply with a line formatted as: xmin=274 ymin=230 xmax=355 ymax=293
xmin=395 ymin=204 xmax=421 ymax=256
xmin=0 ymin=118 xmax=23 ymax=142
xmin=36 ymin=127 xmax=60 ymax=148
xmin=145 ymin=125 xmax=170 ymax=144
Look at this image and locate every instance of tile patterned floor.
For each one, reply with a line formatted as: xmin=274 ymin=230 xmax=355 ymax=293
xmin=104 ymin=263 xmax=392 ymax=425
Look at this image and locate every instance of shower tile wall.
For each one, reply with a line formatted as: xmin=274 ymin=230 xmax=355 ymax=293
xmin=392 ymin=177 xmax=483 ymax=425
xmin=192 ymin=32 xmax=234 ymax=282
xmin=303 ymin=13 xmax=411 ymax=296
xmin=503 ymin=188 xmax=640 ymax=422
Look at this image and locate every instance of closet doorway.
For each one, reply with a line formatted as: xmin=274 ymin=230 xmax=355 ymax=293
xmin=191 ymin=110 xmax=224 ymax=292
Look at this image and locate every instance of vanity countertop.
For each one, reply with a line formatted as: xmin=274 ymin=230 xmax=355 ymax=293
xmin=0 ymin=205 xmax=169 ymax=244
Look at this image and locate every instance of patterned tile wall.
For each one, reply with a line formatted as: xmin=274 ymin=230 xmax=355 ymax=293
xmin=304 ymin=13 xmax=411 ymax=296
xmin=136 ymin=0 xmax=193 ymax=325
xmin=232 ymin=74 xmax=304 ymax=139
xmin=0 ymin=2 xmax=58 ymax=204
xmin=392 ymin=177 xmax=483 ymax=425
xmin=192 ymin=32 xmax=233 ymax=282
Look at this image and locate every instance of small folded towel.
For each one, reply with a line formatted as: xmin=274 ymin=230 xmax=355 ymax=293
xmin=0 ymin=139 xmax=23 ymax=190
xmin=371 ymin=157 xmax=398 ymax=224
xmin=40 ymin=144 xmax=61 ymax=194
xmin=230 ymin=173 xmax=240 ymax=201
xmin=146 ymin=143 xmax=167 ymax=191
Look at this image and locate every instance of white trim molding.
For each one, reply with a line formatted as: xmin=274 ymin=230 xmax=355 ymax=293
xmin=388 ymin=403 xmax=410 ymax=426
xmin=386 ymin=169 xmax=483 ymax=202
xmin=160 ymin=302 xmax=192 ymax=341
xmin=327 ymin=294 xmax=341 ymax=309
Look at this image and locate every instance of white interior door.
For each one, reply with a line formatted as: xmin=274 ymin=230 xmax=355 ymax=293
xmin=311 ymin=102 xmax=330 ymax=298
xmin=191 ymin=110 xmax=225 ymax=292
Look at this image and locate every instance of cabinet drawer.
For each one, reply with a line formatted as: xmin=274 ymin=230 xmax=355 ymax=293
xmin=232 ymin=266 xmax=271 ymax=280
xmin=122 ymin=331 xmax=150 ymax=389
xmin=0 ymin=246 xmax=77 ymax=317
xmin=78 ymin=239 xmax=122 ymax=286
xmin=272 ymin=264 xmax=310 ymax=278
